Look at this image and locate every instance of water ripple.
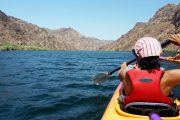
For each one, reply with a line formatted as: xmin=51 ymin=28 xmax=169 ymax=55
xmin=0 ymin=51 xmax=179 ymax=120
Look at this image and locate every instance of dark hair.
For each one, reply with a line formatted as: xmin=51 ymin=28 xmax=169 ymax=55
xmin=138 ymin=56 xmax=160 ymax=70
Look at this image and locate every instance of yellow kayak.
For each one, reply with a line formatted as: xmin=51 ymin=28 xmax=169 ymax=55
xmin=101 ymin=82 xmax=180 ymax=120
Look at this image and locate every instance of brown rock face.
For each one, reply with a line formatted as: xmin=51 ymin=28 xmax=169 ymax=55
xmin=47 ymin=28 xmax=110 ymax=50
xmin=0 ymin=11 xmax=110 ymax=50
xmin=100 ymin=4 xmax=180 ymax=51
xmin=0 ymin=10 xmax=8 ymax=22
xmin=173 ymin=9 xmax=180 ymax=32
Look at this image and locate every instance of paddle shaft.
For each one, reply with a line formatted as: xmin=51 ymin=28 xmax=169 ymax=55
xmin=108 ymin=59 xmax=136 ymax=75
xmin=108 ymin=39 xmax=171 ymax=76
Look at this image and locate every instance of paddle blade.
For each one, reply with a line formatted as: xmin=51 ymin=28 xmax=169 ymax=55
xmin=92 ymin=73 xmax=109 ymax=85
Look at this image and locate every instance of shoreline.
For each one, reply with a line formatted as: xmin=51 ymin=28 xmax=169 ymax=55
xmin=0 ymin=43 xmax=178 ymax=52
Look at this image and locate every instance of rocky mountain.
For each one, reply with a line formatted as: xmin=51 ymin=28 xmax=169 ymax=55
xmin=47 ymin=28 xmax=110 ymax=50
xmin=100 ymin=4 xmax=180 ymax=51
xmin=0 ymin=10 xmax=110 ymax=50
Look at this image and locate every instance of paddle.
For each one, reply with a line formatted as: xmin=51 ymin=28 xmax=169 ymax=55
xmin=92 ymin=40 xmax=171 ymax=85
xmin=160 ymin=56 xmax=180 ymax=63
xmin=149 ymin=113 xmax=162 ymax=120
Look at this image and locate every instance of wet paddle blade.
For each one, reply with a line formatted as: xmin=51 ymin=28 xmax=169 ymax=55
xmin=92 ymin=73 xmax=109 ymax=85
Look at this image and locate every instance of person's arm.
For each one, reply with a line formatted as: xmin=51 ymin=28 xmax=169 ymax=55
xmin=161 ymin=69 xmax=180 ymax=96
xmin=167 ymin=34 xmax=180 ymax=60
xmin=175 ymin=54 xmax=180 ymax=59
xmin=165 ymin=69 xmax=180 ymax=87
xmin=118 ymin=62 xmax=132 ymax=95
xmin=118 ymin=62 xmax=127 ymax=82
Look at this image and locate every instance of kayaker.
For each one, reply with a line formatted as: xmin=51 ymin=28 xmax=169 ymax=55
xmin=118 ymin=36 xmax=180 ymax=116
xmin=169 ymin=33 xmax=180 ymax=59
xmin=159 ymin=34 xmax=180 ymax=62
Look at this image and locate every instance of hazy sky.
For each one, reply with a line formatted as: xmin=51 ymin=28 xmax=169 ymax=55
xmin=0 ymin=0 xmax=179 ymax=40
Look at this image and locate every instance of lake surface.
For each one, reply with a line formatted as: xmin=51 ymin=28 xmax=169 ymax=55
xmin=0 ymin=51 xmax=179 ymax=120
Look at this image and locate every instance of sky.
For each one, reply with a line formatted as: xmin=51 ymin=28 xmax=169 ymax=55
xmin=0 ymin=0 xmax=179 ymax=40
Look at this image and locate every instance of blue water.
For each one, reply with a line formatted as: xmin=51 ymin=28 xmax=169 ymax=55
xmin=0 ymin=51 xmax=179 ymax=120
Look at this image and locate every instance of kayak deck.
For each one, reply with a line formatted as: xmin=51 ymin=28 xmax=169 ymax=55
xmin=101 ymin=82 xmax=180 ymax=120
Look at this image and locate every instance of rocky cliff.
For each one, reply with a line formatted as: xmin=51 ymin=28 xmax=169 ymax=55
xmin=100 ymin=4 xmax=180 ymax=51
xmin=47 ymin=28 xmax=110 ymax=50
xmin=0 ymin=10 xmax=109 ymax=50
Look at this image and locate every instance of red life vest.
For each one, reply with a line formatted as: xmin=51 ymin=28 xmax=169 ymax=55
xmin=124 ymin=68 xmax=173 ymax=106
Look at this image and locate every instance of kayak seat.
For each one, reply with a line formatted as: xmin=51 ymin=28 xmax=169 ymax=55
xmin=124 ymin=102 xmax=179 ymax=117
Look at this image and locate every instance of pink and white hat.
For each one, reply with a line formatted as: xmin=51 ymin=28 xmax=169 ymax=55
xmin=134 ymin=37 xmax=162 ymax=58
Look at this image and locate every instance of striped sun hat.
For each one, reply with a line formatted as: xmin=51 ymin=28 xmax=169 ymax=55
xmin=134 ymin=37 xmax=162 ymax=58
